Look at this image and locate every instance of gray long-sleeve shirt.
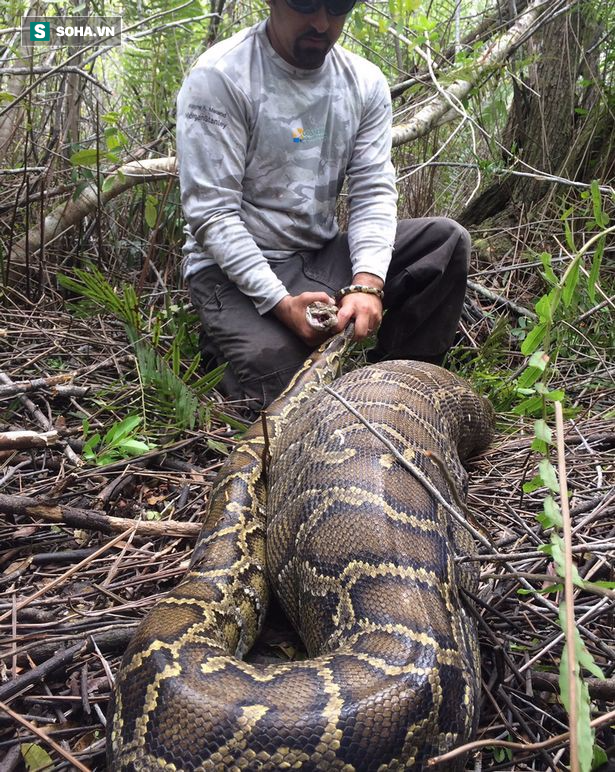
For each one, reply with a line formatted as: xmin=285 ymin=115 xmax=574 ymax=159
xmin=177 ymin=20 xmax=398 ymax=314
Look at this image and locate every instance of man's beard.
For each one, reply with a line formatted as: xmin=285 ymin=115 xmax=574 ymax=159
xmin=293 ymin=31 xmax=331 ymax=68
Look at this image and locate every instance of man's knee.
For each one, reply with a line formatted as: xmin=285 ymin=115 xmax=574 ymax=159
xmin=442 ymin=218 xmax=471 ymax=279
xmin=390 ymin=218 xmax=470 ymax=286
xmin=397 ymin=216 xmax=469 ymax=253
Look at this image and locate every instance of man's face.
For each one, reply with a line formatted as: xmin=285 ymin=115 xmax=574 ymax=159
xmin=267 ymin=0 xmax=348 ymax=69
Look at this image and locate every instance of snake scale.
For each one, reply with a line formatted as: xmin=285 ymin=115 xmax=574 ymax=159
xmin=108 ymin=325 xmax=495 ymax=771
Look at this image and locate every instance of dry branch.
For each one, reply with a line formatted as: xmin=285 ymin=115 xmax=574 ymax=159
xmin=0 ymin=372 xmax=82 ymax=466
xmin=0 ymin=430 xmax=59 ymax=450
xmin=427 ymin=709 xmax=615 ymax=767
xmin=390 ymin=0 xmax=555 ymax=147
xmin=0 ymin=372 xmax=73 ymax=398
xmin=0 ymin=641 xmax=89 ymax=701
xmin=531 ymin=671 xmax=615 ymax=701
xmin=11 ymin=158 xmax=177 ymax=263
xmin=0 ymin=492 xmax=201 ymax=538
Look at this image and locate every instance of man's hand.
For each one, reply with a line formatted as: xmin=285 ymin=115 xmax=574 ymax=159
xmin=273 ymin=291 xmax=336 ymax=347
xmin=335 ymin=272 xmax=384 ymax=340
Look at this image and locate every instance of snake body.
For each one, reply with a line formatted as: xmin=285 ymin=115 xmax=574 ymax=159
xmin=108 ymin=327 xmax=494 ymax=770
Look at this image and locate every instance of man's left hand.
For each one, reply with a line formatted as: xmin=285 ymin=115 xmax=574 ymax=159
xmin=334 ymin=272 xmax=384 ymax=341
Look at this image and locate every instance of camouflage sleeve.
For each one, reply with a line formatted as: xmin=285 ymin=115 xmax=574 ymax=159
xmin=346 ymin=72 xmax=398 ymax=282
xmin=177 ymin=66 xmax=288 ymax=314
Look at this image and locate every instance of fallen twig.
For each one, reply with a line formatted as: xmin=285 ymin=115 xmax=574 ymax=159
xmin=531 ymin=670 xmax=615 ymax=701
xmin=0 ymin=640 xmax=89 ymax=701
xmin=0 ymin=492 xmax=201 ymax=538
xmin=0 ymin=528 xmax=134 ymax=622
xmin=0 ymin=699 xmax=91 ymax=771
xmin=0 ymin=372 xmax=82 ymax=466
xmin=0 ymin=372 xmax=74 ymax=398
xmin=467 ymin=278 xmax=536 ymax=319
xmin=426 ymin=708 xmax=615 ymax=766
xmin=0 ymin=430 xmax=59 ymax=450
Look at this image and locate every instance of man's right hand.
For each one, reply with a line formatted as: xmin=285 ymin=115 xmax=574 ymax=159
xmin=272 ymin=292 xmax=336 ymax=347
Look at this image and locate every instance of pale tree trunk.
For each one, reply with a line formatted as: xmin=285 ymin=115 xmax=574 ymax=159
xmin=0 ymin=6 xmax=38 ymax=155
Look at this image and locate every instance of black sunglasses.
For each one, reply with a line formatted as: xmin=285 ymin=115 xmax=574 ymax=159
xmin=285 ymin=0 xmax=357 ymax=16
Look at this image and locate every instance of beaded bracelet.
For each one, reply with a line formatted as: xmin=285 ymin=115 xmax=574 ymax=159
xmin=335 ymin=284 xmax=384 ymax=304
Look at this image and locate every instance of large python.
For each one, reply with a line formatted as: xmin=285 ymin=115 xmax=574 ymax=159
xmin=108 ymin=325 xmax=495 ymax=770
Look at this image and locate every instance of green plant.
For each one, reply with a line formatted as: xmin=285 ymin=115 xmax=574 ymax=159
xmin=509 ymin=192 xmax=613 ymax=771
xmin=519 ymin=399 xmax=608 ymax=772
xmin=82 ymin=415 xmax=154 ymax=466
xmin=57 ymin=264 xmax=229 ymax=433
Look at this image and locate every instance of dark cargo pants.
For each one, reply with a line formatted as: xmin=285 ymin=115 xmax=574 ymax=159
xmin=188 ymin=217 xmax=470 ymax=417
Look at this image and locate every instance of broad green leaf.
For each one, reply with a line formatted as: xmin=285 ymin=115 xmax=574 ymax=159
xmin=83 ymin=433 xmax=101 ymax=458
xmin=21 ymin=743 xmax=54 ymax=771
xmin=145 ymin=199 xmax=158 ymax=228
xmin=592 ymin=747 xmax=608 ymax=770
xmin=551 ymin=535 xmax=583 ymax=585
xmin=538 ymin=495 xmax=562 ymax=528
xmin=529 ymin=350 xmax=549 ymax=372
xmin=534 ymin=384 xmax=565 ymax=401
xmin=70 ymin=148 xmax=101 ymax=166
xmin=534 ymin=419 xmax=552 ymax=444
xmin=522 ymin=474 xmax=543 ymax=494
xmin=519 ymin=351 xmax=549 ymax=391
xmin=518 ymin=366 xmax=543 ymax=390
xmin=521 ymin=322 xmax=547 ymax=355
xmin=105 ymin=126 xmax=128 ymax=151
xmin=538 ymin=459 xmax=559 ymax=492
xmin=539 ymin=252 xmax=558 ymax=285
xmin=102 ymin=173 xmax=118 ymax=194
xmin=119 ymin=439 xmax=152 ymax=455
xmin=104 ymin=415 xmax=141 ymax=445
xmin=535 ymin=294 xmax=552 ymax=323
xmin=590 ymin=180 xmax=607 ymax=228
xmin=562 ymin=259 xmax=580 ymax=308
xmin=512 ymin=394 xmax=544 ymax=416
xmin=72 ymin=180 xmax=92 ymax=200
xmin=96 ymin=452 xmax=119 ymax=466
xmin=531 ymin=437 xmax=548 ymax=455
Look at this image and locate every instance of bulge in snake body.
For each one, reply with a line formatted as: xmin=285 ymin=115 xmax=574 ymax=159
xmin=108 ymin=355 xmax=494 ymax=772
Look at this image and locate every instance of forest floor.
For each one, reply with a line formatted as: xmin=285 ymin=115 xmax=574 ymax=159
xmin=0 ymin=227 xmax=613 ymax=771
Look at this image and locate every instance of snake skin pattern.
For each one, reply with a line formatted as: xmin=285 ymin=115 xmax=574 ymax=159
xmin=108 ymin=327 xmax=495 ymax=771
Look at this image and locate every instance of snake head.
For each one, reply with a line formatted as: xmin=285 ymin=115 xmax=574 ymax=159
xmin=305 ymin=301 xmax=338 ymax=331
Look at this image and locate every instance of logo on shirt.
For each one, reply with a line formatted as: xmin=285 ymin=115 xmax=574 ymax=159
xmin=291 ymin=126 xmax=326 ymax=144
